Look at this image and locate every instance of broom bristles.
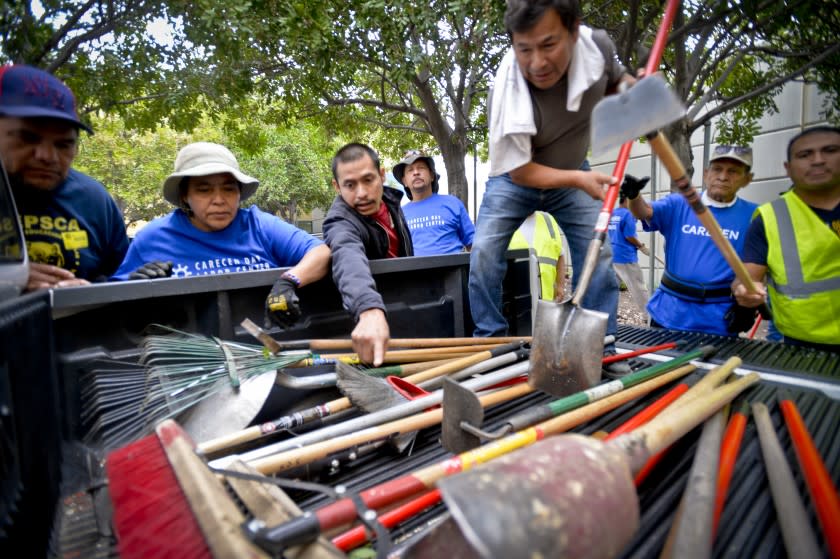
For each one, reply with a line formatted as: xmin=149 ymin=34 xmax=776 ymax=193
xmin=106 ymin=431 xmax=213 ymax=559
xmin=335 ymin=361 xmax=417 ymax=452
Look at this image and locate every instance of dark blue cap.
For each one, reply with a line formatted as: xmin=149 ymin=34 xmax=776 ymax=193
xmin=0 ymin=64 xmax=92 ymax=133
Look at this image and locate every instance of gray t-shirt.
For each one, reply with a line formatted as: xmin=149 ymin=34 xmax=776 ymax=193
xmin=530 ymin=29 xmax=625 ymax=171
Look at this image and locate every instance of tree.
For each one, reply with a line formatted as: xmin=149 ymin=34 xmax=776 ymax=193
xmin=174 ymin=0 xmax=509 ymax=209
xmin=585 ymin=0 xmax=840 ymax=178
xmin=73 ymin=111 xmax=336 ymax=224
xmin=4 ymin=0 xmax=839 ymax=200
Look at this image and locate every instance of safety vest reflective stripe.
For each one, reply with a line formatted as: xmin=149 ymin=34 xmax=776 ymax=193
xmin=760 ymin=192 xmax=840 ymax=345
xmin=766 ymin=198 xmax=840 ymax=296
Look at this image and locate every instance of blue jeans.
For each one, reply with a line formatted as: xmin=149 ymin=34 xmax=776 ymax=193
xmin=468 ymin=173 xmax=619 ymax=340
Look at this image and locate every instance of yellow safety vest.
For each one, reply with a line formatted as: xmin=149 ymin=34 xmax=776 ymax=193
xmin=509 ymin=212 xmax=564 ymax=300
xmin=758 ymin=192 xmax=840 ymax=345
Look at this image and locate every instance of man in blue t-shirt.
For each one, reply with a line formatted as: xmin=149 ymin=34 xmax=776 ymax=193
xmin=0 ymin=65 xmax=128 ymax=290
xmin=623 ymin=146 xmax=758 ymax=336
xmin=608 ymin=189 xmax=650 ymax=321
xmin=393 ymin=150 xmax=474 ymax=256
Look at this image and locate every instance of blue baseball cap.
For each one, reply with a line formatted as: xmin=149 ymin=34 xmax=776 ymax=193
xmin=0 ymin=64 xmax=92 ymax=133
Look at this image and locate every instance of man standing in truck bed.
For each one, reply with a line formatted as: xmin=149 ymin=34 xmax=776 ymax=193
xmin=469 ymin=0 xmax=635 ymax=376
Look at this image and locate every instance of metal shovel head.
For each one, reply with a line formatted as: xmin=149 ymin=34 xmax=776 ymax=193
xmin=590 ymin=73 xmax=686 ymax=157
xmin=179 ymin=371 xmax=276 ymax=444
xmin=436 ymin=434 xmax=639 ymax=559
xmin=529 ymin=299 xmax=607 ymax=398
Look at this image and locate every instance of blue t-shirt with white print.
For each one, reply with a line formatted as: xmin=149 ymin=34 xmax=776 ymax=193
xmin=402 ymin=194 xmax=475 ymax=256
xmin=608 ymin=207 xmax=639 ymax=264
xmin=112 ymin=206 xmax=323 ymax=279
xmin=643 ymin=193 xmax=756 ymax=335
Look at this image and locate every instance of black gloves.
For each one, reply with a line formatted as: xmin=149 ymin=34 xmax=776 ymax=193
xmin=266 ymin=276 xmax=301 ymax=328
xmin=724 ymin=302 xmax=759 ymax=334
xmin=621 ymin=174 xmax=650 ymax=200
xmin=129 ymin=261 xmax=173 ymax=280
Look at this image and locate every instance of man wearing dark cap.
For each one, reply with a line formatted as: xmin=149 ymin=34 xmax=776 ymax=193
xmin=0 ymin=64 xmax=128 ymax=290
xmin=623 ymin=145 xmax=758 ymax=336
xmin=393 ymin=150 xmax=474 ymax=256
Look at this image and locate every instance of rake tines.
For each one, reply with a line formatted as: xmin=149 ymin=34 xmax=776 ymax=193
xmin=81 ymin=325 xmax=310 ymax=451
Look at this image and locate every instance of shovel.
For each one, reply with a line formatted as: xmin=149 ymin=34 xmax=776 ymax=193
xmin=529 ymin=0 xmax=684 ymax=399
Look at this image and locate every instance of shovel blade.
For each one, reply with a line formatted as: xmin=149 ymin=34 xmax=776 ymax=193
xmin=590 ymin=74 xmax=686 ymax=157
xmin=180 ymin=371 xmax=276 ymax=444
xmin=529 ymin=299 xmax=607 ymax=398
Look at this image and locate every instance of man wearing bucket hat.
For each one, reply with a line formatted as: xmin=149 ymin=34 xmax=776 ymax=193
xmin=623 ymin=144 xmax=759 ymax=336
xmin=111 ymin=141 xmax=330 ymax=329
xmin=0 ymin=64 xmax=129 ymax=290
xmin=393 ymin=150 xmax=474 ymax=256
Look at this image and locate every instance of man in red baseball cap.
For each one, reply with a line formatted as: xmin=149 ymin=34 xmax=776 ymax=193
xmin=0 ymin=64 xmax=128 ymax=290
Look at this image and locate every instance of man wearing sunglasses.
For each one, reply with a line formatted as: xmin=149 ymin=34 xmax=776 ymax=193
xmin=622 ymin=144 xmax=757 ymax=336
xmin=733 ymin=126 xmax=840 ymax=352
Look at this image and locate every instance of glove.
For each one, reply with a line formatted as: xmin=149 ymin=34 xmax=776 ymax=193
xmin=724 ymin=302 xmax=759 ymax=334
xmin=621 ymin=174 xmax=650 ymax=200
xmin=638 ymin=244 xmax=650 ymax=256
xmin=129 ymin=261 xmax=173 ymax=280
xmin=266 ymin=276 xmax=301 ymax=328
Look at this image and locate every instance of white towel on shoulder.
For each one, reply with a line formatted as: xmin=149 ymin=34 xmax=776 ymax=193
xmin=488 ymin=26 xmax=605 ymax=177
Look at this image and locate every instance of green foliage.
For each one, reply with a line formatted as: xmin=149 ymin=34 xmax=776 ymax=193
xmin=3 ymin=0 xmax=838 ymax=198
xmin=73 ymin=110 xmax=337 ymax=225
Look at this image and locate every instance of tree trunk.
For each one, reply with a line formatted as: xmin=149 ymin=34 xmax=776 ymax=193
xmin=439 ymin=142 xmax=469 ymax=209
xmin=663 ymin=118 xmax=694 ymax=190
xmin=413 ymin=76 xmax=471 ymax=210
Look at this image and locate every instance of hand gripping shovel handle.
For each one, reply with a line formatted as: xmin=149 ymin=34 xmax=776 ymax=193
xmin=573 ymin=0 xmax=680 ymax=305
xmin=647 ymin=132 xmax=772 ymax=319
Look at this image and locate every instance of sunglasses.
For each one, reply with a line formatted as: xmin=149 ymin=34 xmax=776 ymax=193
xmin=714 ymin=145 xmax=752 ymax=155
xmin=404 ymin=149 xmax=424 ymax=157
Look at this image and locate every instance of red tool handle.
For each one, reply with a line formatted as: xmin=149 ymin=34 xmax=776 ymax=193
xmin=713 ymin=401 xmax=749 ymax=536
xmin=779 ymin=397 xmax=840 ymax=557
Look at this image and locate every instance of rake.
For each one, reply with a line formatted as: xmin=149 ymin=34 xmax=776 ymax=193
xmin=81 ymin=325 xmax=310 ymax=450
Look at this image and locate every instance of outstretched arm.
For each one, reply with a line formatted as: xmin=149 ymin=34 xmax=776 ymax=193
xmin=285 ymin=243 xmax=331 ymax=287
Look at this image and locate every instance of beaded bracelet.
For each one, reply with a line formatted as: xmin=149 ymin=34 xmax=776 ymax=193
xmin=281 ymin=271 xmax=301 ymax=288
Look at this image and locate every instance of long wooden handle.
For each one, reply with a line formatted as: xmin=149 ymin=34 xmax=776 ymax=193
xmin=250 ymin=382 xmax=534 ymax=474
xmin=648 ymin=133 xmax=760 ymax=294
xmin=315 ymin=336 xmax=531 ymax=350
xmin=241 ymin=320 xmax=530 ymax=351
xmin=620 ymin=372 xmax=760 ymax=472
xmin=753 ymin=403 xmax=822 ymax=559
xmin=198 ymin=359 xmax=460 ymax=455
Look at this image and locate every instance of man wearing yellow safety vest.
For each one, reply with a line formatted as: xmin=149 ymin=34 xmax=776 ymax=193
xmin=734 ymin=126 xmax=840 ymax=352
xmin=508 ymin=211 xmax=566 ymax=301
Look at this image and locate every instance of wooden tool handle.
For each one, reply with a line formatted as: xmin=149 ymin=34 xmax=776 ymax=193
xmin=158 ymin=420 xmax=270 ymax=558
xmin=648 ymin=133 xmax=761 ymax=295
xmin=753 ymin=403 xmax=822 ymax=558
xmin=315 ymin=336 xmax=531 ymax=350
xmin=623 ymin=372 xmax=760 ymax=471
